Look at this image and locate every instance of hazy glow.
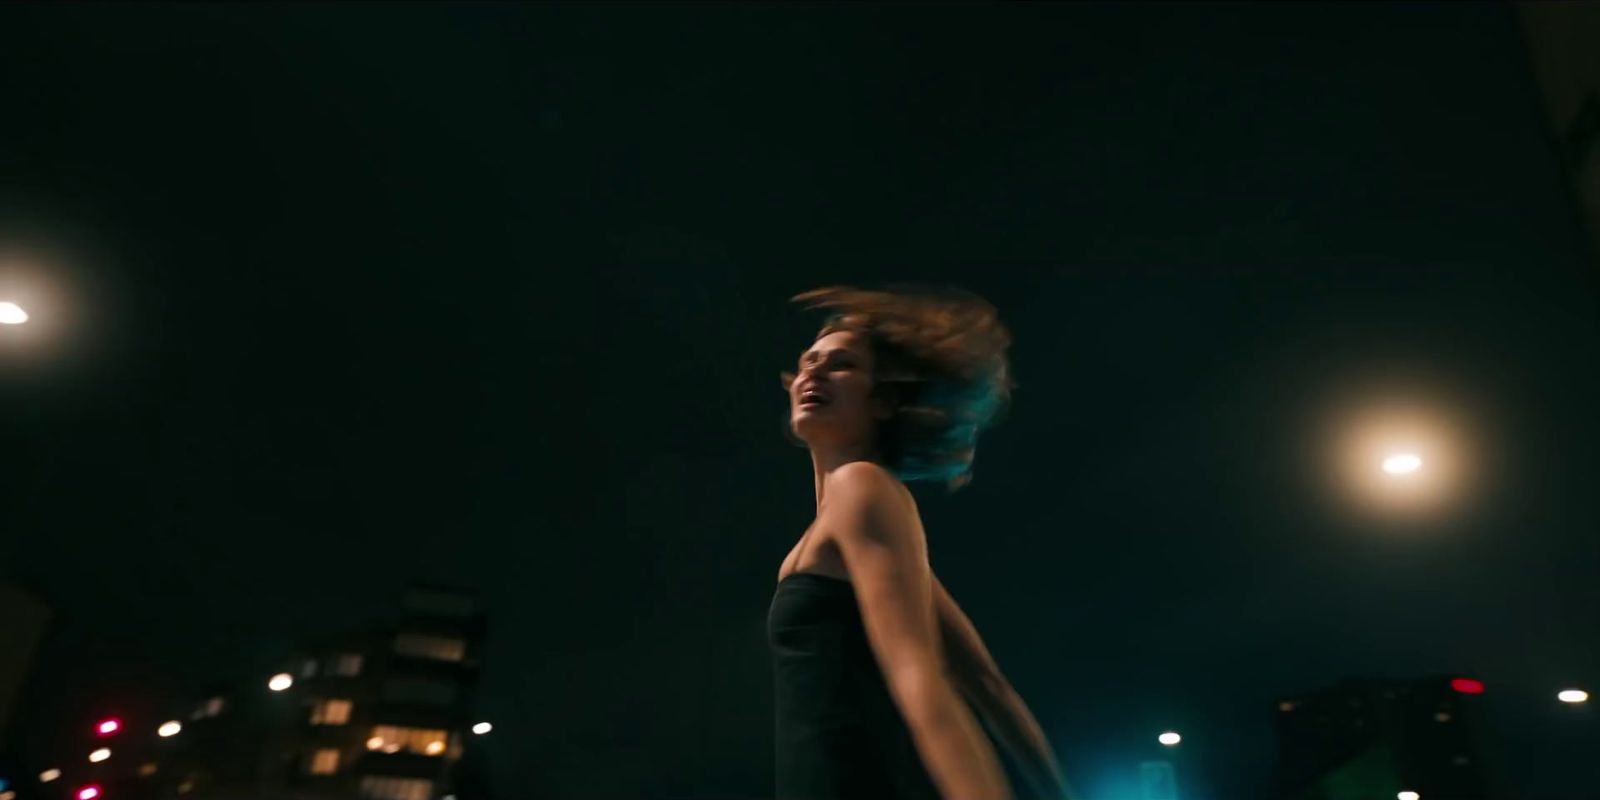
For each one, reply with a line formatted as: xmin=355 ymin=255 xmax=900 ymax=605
xmin=267 ymin=673 xmax=294 ymax=691
xmin=472 ymin=721 xmax=493 ymax=735
xmin=1398 ymin=792 xmax=1421 ymax=800
xmin=88 ymin=748 xmax=111 ymax=763
xmin=366 ymin=737 xmax=384 ymax=750
xmin=1322 ymin=395 xmax=1478 ymax=522
xmin=96 ymin=719 xmax=120 ymax=735
xmin=40 ymin=769 xmax=60 ymax=783
xmin=1558 ymin=689 xmax=1589 ymax=704
xmin=77 ymin=788 xmax=101 ymax=800
xmin=158 ymin=720 xmax=182 ymax=737
xmin=426 ymin=740 xmax=446 ymax=755
xmin=0 ymin=301 xmax=25 ymax=324
xmin=1158 ymin=731 xmax=1181 ymax=746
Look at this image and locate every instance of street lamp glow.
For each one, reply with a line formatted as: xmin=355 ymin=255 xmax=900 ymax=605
xmin=88 ymin=748 xmax=111 ymax=763
xmin=472 ymin=721 xmax=493 ymax=735
xmin=1558 ymin=689 xmax=1589 ymax=704
xmin=1398 ymin=792 xmax=1421 ymax=800
xmin=39 ymin=770 xmax=61 ymax=783
xmin=1158 ymin=731 xmax=1181 ymax=746
xmin=0 ymin=302 xmax=26 ymax=325
xmin=77 ymin=787 xmax=101 ymax=800
xmin=158 ymin=720 xmax=182 ymax=737
xmin=96 ymin=718 xmax=120 ymax=735
xmin=268 ymin=673 xmax=294 ymax=691
xmin=1382 ymin=453 xmax=1422 ymax=474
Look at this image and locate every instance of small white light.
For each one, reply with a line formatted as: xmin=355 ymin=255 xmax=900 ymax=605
xmin=1398 ymin=792 xmax=1421 ymax=800
xmin=158 ymin=720 xmax=182 ymax=737
xmin=267 ymin=673 xmax=294 ymax=691
xmin=0 ymin=302 xmax=27 ymax=325
xmin=89 ymin=748 xmax=111 ymax=763
xmin=1558 ymin=689 xmax=1589 ymax=704
xmin=1382 ymin=453 xmax=1422 ymax=474
xmin=40 ymin=769 xmax=61 ymax=783
xmin=472 ymin=721 xmax=493 ymax=735
xmin=1158 ymin=731 xmax=1181 ymax=746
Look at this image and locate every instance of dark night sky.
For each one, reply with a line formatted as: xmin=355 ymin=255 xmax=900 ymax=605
xmin=2 ymin=3 xmax=1599 ymax=799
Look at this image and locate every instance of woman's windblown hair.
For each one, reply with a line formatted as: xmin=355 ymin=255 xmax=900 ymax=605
xmin=780 ymin=282 xmax=1018 ymax=493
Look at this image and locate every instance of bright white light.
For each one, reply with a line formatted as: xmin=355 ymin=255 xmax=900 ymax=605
xmin=1558 ymin=689 xmax=1589 ymax=704
xmin=1383 ymin=453 xmax=1422 ymax=474
xmin=77 ymin=788 xmax=101 ymax=800
xmin=40 ymin=769 xmax=61 ymax=783
xmin=267 ymin=673 xmax=294 ymax=691
xmin=158 ymin=720 xmax=182 ymax=737
xmin=88 ymin=748 xmax=111 ymax=763
xmin=1398 ymin=792 xmax=1421 ymax=800
xmin=0 ymin=302 xmax=26 ymax=325
xmin=472 ymin=721 xmax=493 ymax=735
xmin=1158 ymin=731 xmax=1181 ymax=746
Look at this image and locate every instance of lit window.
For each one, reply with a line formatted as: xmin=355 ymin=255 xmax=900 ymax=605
xmin=358 ymin=776 xmax=434 ymax=800
xmin=328 ymin=653 xmax=364 ymax=676
xmin=382 ymin=678 xmax=456 ymax=705
xmin=368 ymin=726 xmax=449 ymax=756
xmin=309 ymin=748 xmax=340 ymax=775
xmin=310 ymin=698 xmax=353 ymax=725
xmin=393 ymin=632 xmax=466 ymax=662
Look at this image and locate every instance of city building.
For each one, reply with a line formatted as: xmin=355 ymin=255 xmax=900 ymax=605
xmin=1271 ymin=675 xmax=1506 ymax=800
xmin=23 ymin=583 xmax=491 ymax=800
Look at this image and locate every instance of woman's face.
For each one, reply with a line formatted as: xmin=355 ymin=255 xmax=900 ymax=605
xmin=789 ymin=330 xmax=886 ymax=447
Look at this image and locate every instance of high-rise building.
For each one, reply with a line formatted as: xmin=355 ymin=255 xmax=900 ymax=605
xmin=1271 ymin=675 xmax=1504 ymax=800
xmin=70 ymin=582 xmax=492 ymax=800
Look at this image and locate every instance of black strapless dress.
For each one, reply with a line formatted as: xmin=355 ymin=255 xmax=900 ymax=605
xmin=767 ymin=571 xmax=943 ymax=800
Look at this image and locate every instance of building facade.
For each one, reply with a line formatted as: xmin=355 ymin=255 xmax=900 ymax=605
xmin=1271 ymin=675 xmax=1504 ymax=800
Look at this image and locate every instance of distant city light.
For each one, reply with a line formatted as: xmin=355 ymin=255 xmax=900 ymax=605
xmin=158 ymin=720 xmax=182 ymax=737
xmin=95 ymin=718 xmax=121 ymax=735
xmin=1558 ymin=689 xmax=1589 ymax=704
xmin=1158 ymin=731 xmax=1181 ymax=746
xmin=1382 ymin=453 xmax=1422 ymax=474
xmin=472 ymin=721 xmax=493 ymax=735
xmin=426 ymin=740 xmax=446 ymax=755
xmin=77 ymin=787 xmax=102 ymax=800
xmin=88 ymin=748 xmax=111 ymax=763
xmin=1450 ymin=677 xmax=1485 ymax=695
xmin=1398 ymin=792 xmax=1421 ymax=800
xmin=0 ymin=302 xmax=27 ymax=325
xmin=267 ymin=673 xmax=294 ymax=691
xmin=40 ymin=769 xmax=61 ymax=783
xmin=366 ymin=737 xmax=384 ymax=751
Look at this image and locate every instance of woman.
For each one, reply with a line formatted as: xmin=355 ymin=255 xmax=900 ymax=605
xmin=768 ymin=284 xmax=1075 ymax=800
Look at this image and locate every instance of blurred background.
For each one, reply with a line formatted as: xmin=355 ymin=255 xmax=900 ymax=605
xmin=1 ymin=3 xmax=1598 ymax=799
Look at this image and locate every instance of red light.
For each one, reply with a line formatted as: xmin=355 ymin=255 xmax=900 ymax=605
xmin=96 ymin=718 xmax=121 ymax=735
xmin=1451 ymin=677 xmax=1485 ymax=694
xmin=77 ymin=786 xmax=102 ymax=800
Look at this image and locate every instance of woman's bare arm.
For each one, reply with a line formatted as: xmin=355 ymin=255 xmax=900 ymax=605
xmin=933 ymin=575 xmax=1078 ymax=800
xmin=825 ymin=462 xmax=1013 ymax=800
